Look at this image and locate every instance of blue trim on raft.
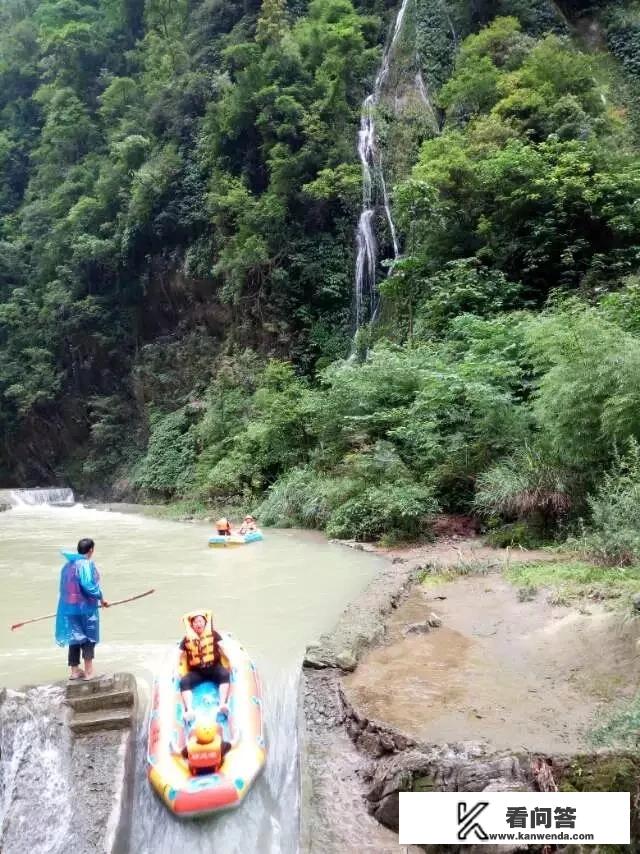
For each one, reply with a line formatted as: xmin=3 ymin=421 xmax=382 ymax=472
xmin=207 ymin=531 xmax=264 ymax=545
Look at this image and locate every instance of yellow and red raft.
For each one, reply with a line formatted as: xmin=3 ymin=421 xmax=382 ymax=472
xmin=147 ymin=630 xmax=266 ymax=816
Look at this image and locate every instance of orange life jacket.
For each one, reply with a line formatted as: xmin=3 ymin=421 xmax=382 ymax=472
xmin=182 ymin=611 xmax=220 ymax=668
xmin=215 ymin=518 xmax=231 ymax=535
xmin=186 ymin=730 xmax=223 ymax=772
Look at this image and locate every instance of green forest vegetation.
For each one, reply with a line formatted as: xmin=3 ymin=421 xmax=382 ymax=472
xmin=2 ymin=0 xmax=640 ymax=554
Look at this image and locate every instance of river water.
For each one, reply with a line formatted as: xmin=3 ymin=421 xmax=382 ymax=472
xmin=0 ymin=505 xmax=384 ymax=853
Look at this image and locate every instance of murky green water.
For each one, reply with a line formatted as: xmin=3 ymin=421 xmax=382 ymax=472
xmin=0 ymin=505 xmax=382 ymax=688
xmin=0 ymin=504 xmax=384 ymax=853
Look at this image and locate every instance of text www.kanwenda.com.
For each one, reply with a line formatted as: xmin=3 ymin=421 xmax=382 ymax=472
xmin=486 ymin=833 xmax=595 ymax=842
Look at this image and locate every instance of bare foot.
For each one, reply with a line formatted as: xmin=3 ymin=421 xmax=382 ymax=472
xmin=84 ymin=663 xmax=95 ymax=679
xmin=69 ymin=668 xmax=85 ymax=681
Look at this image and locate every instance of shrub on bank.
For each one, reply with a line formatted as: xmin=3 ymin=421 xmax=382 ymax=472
xmin=576 ymin=441 xmax=640 ymax=566
xmin=324 ymin=482 xmax=438 ymax=541
xmin=258 ymin=465 xmax=438 ymax=542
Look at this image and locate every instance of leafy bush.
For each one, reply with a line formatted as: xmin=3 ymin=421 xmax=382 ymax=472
xmin=258 ymin=445 xmax=438 ymax=542
xmin=412 ymin=259 xmax=522 ymax=337
xmin=258 ymin=466 xmax=338 ymax=528
xmin=485 ymin=520 xmax=546 ymax=548
xmin=528 ymin=304 xmax=640 ymax=473
xmin=475 ymin=444 xmax=572 ymax=529
xmin=578 ymin=441 xmax=640 ymax=566
xmin=134 ymin=407 xmax=197 ymax=498
xmin=591 ymin=696 xmax=640 ymax=749
xmin=325 ymin=482 xmax=438 ymax=541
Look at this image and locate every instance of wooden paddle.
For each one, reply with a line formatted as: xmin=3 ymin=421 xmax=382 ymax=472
xmin=10 ymin=588 xmax=155 ymax=631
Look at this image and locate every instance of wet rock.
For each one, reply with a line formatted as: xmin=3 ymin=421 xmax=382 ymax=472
xmin=0 ymin=502 xmax=10 ymax=512
xmin=303 ymin=647 xmax=357 ymax=671
xmin=404 ymin=620 xmax=430 ymax=635
xmin=365 ymin=747 xmax=533 ymax=833
xmin=303 ymin=647 xmax=332 ymax=669
xmin=357 ymin=731 xmax=386 ymax=757
xmin=335 ymin=650 xmax=357 ymax=672
xmin=391 ymin=556 xmax=406 ymax=564
xmin=404 ymin=612 xmax=442 ymax=634
xmin=632 ymin=593 xmax=640 ymax=612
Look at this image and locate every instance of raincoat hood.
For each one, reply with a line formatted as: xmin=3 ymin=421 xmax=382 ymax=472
xmin=61 ymin=550 xmax=85 ymax=562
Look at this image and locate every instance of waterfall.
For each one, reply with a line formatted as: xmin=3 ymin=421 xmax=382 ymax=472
xmin=0 ymin=686 xmax=73 ymax=854
xmin=353 ymin=0 xmax=412 ymax=330
xmin=8 ymin=488 xmax=75 ymax=507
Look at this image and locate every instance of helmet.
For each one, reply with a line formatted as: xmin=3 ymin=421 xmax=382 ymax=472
xmin=194 ymin=718 xmax=220 ymax=745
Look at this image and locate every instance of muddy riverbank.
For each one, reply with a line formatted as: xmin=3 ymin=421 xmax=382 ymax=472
xmin=299 ymin=538 xmax=640 ymax=852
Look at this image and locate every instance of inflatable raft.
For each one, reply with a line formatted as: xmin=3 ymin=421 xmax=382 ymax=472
xmin=147 ymin=630 xmax=266 ymax=816
xmin=208 ymin=530 xmax=264 ymax=548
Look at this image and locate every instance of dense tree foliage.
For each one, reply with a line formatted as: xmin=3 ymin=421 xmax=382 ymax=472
xmin=0 ymin=0 xmax=381 ymax=482
xmin=3 ymin=0 xmax=640 ymax=548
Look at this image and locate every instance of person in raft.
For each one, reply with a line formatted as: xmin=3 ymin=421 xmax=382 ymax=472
xmin=179 ymin=611 xmax=231 ymax=722
xmin=55 ymin=538 xmax=110 ymax=680
xmin=238 ymin=514 xmax=257 ymax=534
xmin=181 ymin=716 xmax=238 ymax=774
xmin=215 ymin=517 xmax=232 ymax=536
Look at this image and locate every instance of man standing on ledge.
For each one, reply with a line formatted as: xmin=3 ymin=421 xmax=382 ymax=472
xmin=55 ymin=538 xmax=109 ymax=680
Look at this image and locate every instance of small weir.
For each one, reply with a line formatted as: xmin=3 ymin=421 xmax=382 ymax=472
xmin=3 ymin=488 xmax=75 ymax=507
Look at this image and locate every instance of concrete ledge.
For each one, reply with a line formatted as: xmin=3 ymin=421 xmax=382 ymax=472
xmin=0 ymin=673 xmax=139 ymax=854
xmin=63 ymin=672 xmax=138 ymax=854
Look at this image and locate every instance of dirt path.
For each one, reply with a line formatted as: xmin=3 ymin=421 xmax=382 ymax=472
xmin=344 ymin=573 xmax=640 ymax=753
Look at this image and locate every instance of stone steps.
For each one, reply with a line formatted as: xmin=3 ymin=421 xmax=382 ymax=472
xmin=69 ymin=707 xmax=134 ymax=735
xmin=65 ymin=672 xmax=137 ymax=737
xmin=67 ymin=688 xmax=135 ymax=713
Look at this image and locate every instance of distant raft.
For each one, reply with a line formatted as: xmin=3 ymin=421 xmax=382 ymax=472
xmin=147 ymin=633 xmax=266 ymax=817
xmin=208 ymin=531 xmax=264 ymax=548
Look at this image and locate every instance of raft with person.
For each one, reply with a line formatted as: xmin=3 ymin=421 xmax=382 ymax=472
xmin=147 ymin=611 xmax=266 ymax=817
xmin=208 ymin=516 xmax=263 ymax=548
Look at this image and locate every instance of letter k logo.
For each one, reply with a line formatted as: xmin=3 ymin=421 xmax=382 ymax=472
xmin=457 ymin=801 xmax=489 ymax=840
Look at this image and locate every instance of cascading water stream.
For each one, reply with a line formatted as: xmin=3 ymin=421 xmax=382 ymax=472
xmin=0 ymin=686 xmax=72 ymax=854
xmin=354 ymin=0 xmax=412 ymax=330
xmin=7 ymin=487 xmax=75 ymax=506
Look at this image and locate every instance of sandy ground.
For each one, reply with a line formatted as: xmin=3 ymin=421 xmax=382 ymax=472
xmin=344 ymin=572 xmax=640 ymax=753
xmin=378 ymin=537 xmax=555 ymax=570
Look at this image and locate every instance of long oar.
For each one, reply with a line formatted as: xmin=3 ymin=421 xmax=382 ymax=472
xmin=10 ymin=588 xmax=155 ymax=631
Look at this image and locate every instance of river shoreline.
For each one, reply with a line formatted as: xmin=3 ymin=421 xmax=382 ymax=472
xmin=298 ymin=537 xmax=640 ymax=853
xmin=6 ymin=500 xmax=639 ymax=851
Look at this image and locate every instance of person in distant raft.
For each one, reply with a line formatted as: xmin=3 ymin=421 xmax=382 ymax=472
xmin=55 ymin=538 xmax=110 ymax=680
xmin=215 ymin=517 xmax=232 ymax=536
xmin=179 ymin=611 xmax=231 ymax=722
xmin=238 ymin=514 xmax=257 ymax=534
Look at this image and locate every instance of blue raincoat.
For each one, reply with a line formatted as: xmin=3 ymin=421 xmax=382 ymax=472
xmin=55 ymin=551 xmax=104 ymax=647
